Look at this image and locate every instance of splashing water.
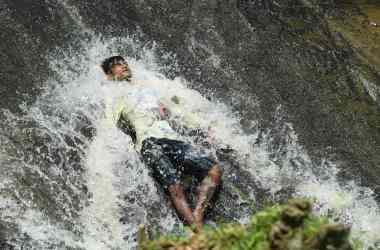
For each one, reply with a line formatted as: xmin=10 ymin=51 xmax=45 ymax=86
xmin=0 ymin=31 xmax=379 ymax=250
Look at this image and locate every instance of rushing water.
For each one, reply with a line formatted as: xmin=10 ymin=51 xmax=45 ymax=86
xmin=0 ymin=5 xmax=380 ymax=250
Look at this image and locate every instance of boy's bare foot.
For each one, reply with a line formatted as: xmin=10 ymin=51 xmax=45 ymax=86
xmin=193 ymin=164 xmax=221 ymax=229
xmin=168 ymin=183 xmax=194 ymax=225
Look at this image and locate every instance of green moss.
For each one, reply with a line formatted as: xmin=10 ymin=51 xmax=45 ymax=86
xmin=303 ymin=31 xmax=324 ymax=43
xmin=319 ymin=71 xmax=341 ymax=85
xmin=335 ymin=97 xmax=380 ymax=131
xmin=287 ymin=19 xmax=308 ymax=31
xmin=139 ymin=199 xmax=360 ymax=250
xmin=302 ymin=28 xmax=331 ymax=46
xmin=312 ymin=61 xmax=380 ymax=134
xmin=328 ymin=4 xmax=380 ymax=74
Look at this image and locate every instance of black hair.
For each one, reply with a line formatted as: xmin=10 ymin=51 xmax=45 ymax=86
xmin=101 ymin=56 xmax=126 ymax=74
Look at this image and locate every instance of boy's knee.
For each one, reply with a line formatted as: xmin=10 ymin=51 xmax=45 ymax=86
xmin=168 ymin=183 xmax=185 ymax=198
xmin=208 ymin=164 xmax=222 ymax=183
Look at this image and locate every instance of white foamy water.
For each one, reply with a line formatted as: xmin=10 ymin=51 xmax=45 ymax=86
xmin=0 ymin=32 xmax=379 ymax=250
xmin=239 ymin=120 xmax=380 ymax=249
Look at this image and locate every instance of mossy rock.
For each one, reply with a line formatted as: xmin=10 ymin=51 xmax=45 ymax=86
xmin=139 ymin=199 xmax=358 ymax=250
xmin=328 ymin=3 xmax=380 ymax=75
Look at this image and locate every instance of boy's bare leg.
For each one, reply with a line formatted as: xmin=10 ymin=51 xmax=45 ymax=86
xmin=193 ymin=164 xmax=222 ymax=229
xmin=168 ymin=183 xmax=194 ymax=225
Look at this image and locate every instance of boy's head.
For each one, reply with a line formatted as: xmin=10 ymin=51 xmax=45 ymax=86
xmin=101 ymin=56 xmax=132 ymax=81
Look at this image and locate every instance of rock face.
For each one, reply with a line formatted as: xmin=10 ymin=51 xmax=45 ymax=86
xmin=0 ymin=1 xmax=67 ymax=111
xmin=69 ymin=0 xmax=380 ymax=198
xmin=1 ymin=0 xmax=378 ymax=195
xmin=0 ymin=0 xmax=379 ymax=247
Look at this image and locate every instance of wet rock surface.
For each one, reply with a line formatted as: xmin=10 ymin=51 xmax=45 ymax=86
xmin=0 ymin=0 xmax=379 ymax=248
xmin=2 ymin=0 xmax=379 ymax=197
xmin=0 ymin=0 xmax=83 ymax=112
xmin=67 ymin=0 xmax=380 ymax=199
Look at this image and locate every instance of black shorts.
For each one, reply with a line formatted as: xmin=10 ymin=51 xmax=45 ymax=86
xmin=141 ymin=137 xmax=216 ymax=189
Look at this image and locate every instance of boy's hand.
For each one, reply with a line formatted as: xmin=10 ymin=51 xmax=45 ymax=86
xmin=206 ymin=126 xmax=216 ymax=144
xmin=159 ymin=103 xmax=169 ymax=119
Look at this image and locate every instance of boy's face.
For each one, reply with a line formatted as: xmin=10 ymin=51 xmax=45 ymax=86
xmin=110 ymin=62 xmax=132 ymax=81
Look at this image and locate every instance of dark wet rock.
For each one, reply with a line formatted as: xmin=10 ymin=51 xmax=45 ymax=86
xmin=0 ymin=0 xmax=379 ymax=247
xmin=2 ymin=0 xmax=379 ymax=203
xmin=0 ymin=0 xmax=84 ymax=112
xmin=0 ymin=222 xmax=15 ymax=250
xmin=68 ymin=0 xmax=380 ymax=202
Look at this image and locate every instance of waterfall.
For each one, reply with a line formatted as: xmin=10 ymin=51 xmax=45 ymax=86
xmin=0 ymin=2 xmax=379 ymax=250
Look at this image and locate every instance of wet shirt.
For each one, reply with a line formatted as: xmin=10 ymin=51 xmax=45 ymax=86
xmin=104 ymin=80 xmax=204 ymax=151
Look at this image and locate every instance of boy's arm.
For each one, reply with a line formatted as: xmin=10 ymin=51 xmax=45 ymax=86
xmin=160 ymin=95 xmax=210 ymax=139
xmin=105 ymin=96 xmax=137 ymax=143
xmin=117 ymin=96 xmax=138 ymax=144
xmin=117 ymin=111 xmax=137 ymax=144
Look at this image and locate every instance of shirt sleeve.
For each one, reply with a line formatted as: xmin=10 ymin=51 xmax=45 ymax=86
xmin=104 ymin=96 xmax=133 ymax=127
